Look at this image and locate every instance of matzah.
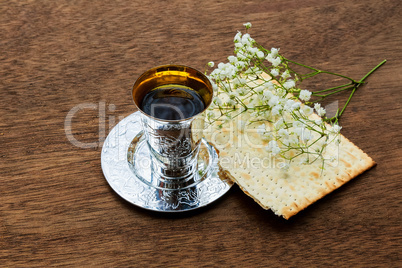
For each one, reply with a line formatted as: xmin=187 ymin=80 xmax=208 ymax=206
xmin=204 ymin=108 xmax=375 ymax=219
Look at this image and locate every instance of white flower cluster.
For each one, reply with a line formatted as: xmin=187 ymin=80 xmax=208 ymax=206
xmin=206 ymin=23 xmax=341 ymax=167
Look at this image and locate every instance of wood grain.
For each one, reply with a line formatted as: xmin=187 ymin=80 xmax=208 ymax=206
xmin=1 ymin=0 xmax=401 ymax=266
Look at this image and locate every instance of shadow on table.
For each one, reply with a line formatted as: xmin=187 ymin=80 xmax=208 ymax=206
xmin=106 ymin=166 xmax=371 ymax=227
xmin=107 ymin=184 xmax=233 ymax=220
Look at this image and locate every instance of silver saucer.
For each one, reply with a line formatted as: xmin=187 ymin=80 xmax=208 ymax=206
xmin=101 ymin=112 xmax=233 ymax=212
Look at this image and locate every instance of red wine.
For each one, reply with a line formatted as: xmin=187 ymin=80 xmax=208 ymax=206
xmin=140 ymin=84 xmax=205 ymax=120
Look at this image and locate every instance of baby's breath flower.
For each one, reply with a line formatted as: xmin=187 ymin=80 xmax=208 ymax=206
xmin=268 ymin=95 xmax=280 ymax=107
xmin=248 ymin=100 xmax=256 ymax=109
xmin=270 ymin=68 xmax=279 ymax=77
xmin=256 ymin=50 xmax=265 ymax=59
xmin=241 ymin=33 xmax=252 ymax=46
xmin=213 ymin=96 xmax=222 ymax=105
xmin=229 ymin=91 xmax=237 ymax=99
xmin=266 ymin=53 xmax=281 ymax=67
xmin=284 ymin=99 xmax=297 ymax=112
xmin=227 ymin=99 xmax=236 ymax=106
xmin=283 ymin=80 xmax=296 ymax=90
xmin=262 ymin=90 xmax=273 ymax=100
xmin=293 ymin=120 xmax=303 ymax=128
xmin=255 ymin=85 xmax=264 ymax=94
xmin=285 ymin=135 xmax=299 ymax=147
xmin=271 ymin=105 xmax=281 ymax=116
xmin=262 ymin=131 xmax=273 ymax=140
xmin=272 ymin=57 xmax=282 ymax=67
xmin=299 ymin=90 xmax=312 ymax=102
xmin=294 ymin=126 xmax=305 ymax=137
xmin=270 ymin=47 xmax=279 ymax=58
xmin=208 ymin=61 xmax=214 ymax=68
xmin=243 ymin=22 xmax=252 ymax=29
xmin=235 ymin=42 xmax=243 ymax=49
xmin=239 ymin=89 xmax=248 ymax=96
xmin=234 ymin=31 xmax=242 ymax=42
xmin=315 ymin=118 xmax=323 ymax=125
xmin=228 ymin=55 xmax=237 ymax=63
xmin=314 ymin=103 xmax=326 ymax=117
xmin=281 ymin=70 xmax=290 ymax=79
xmin=211 ymin=82 xmax=218 ymax=92
xmin=276 ymin=88 xmax=287 ymax=98
xmin=332 ymin=124 xmax=342 ymax=133
xmin=263 ymin=80 xmax=275 ymax=89
xmin=278 ymin=128 xmax=289 ymax=138
xmin=292 ymin=102 xmax=301 ymax=110
xmin=248 ymin=46 xmax=259 ymax=55
xmin=302 ymin=106 xmax=314 ymax=116
xmin=235 ymin=61 xmax=246 ymax=70
xmin=266 ymin=140 xmax=281 ymax=155
xmin=274 ymin=118 xmax=285 ymax=130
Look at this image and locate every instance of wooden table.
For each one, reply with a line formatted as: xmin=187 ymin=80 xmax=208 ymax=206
xmin=1 ymin=0 xmax=401 ymax=266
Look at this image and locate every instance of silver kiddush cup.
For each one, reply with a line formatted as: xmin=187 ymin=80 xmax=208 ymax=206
xmin=132 ymin=65 xmax=213 ymax=181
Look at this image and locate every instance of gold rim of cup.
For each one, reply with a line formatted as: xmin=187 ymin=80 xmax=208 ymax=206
xmin=132 ymin=64 xmax=213 ymax=121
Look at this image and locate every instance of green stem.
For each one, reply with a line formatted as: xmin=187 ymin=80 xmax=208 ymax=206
xmin=283 ymin=57 xmax=359 ymax=83
xmin=305 ymin=134 xmax=325 ymax=148
xmin=335 ymin=59 xmax=387 ymax=120
xmin=338 ymin=87 xmax=357 ymax=118
xmin=284 ymin=58 xmax=387 ymax=122
xmin=300 ymin=71 xmax=320 ymax=80
xmin=313 ymin=82 xmax=354 ymax=94
xmin=359 ymin=59 xmax=387 ymax=82
xmin=317 ymin=70 xmax=360 ymax=83
xmin=313 ymin=86 xmax=355 ymax=98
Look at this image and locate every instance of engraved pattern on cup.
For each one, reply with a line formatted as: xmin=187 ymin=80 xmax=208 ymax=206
xmin=132 ymin=65 xmax=212 ymax=180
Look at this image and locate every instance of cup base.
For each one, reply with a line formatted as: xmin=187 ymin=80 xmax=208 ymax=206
xmin=101 ymin=112 xmax=233 ymax=212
